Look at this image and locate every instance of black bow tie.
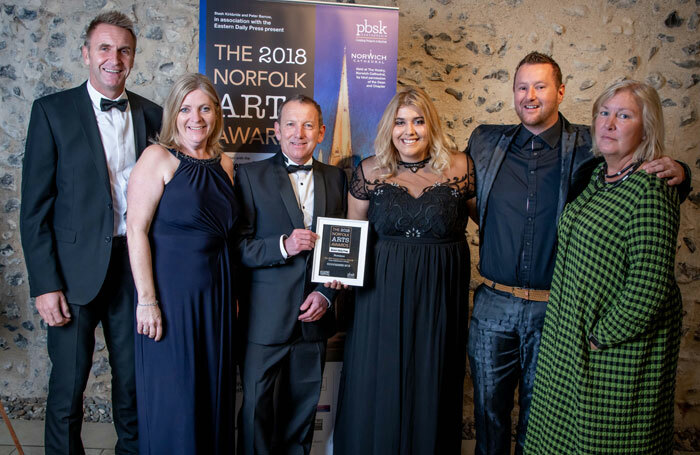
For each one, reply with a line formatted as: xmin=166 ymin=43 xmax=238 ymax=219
xmin=286 ymin=163 xmax=312 ymax=173
xmin=100 ymin=98 xmax=128 ymax=112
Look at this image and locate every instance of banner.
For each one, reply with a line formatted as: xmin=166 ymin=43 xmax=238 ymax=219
xmin=200 ymin=0 xmax=398 ymax=167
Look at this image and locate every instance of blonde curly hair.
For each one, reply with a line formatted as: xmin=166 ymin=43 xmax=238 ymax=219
xmin=374 ymin=86 xmax=456 ymax=177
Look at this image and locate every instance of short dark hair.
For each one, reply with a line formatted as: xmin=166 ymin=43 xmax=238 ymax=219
xmin=514 ymin=52 xmax=563 ymax=87
xmin=276 ymin=94 xmax=324 ymax=127
xmin=84 ymin=11 xmax=136 ymax=48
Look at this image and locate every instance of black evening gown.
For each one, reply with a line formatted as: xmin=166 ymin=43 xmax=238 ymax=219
xmin=334 ymin=156 xmax=475 ymax=454
xmin=135 ymin=149 xmax=238 ymax=455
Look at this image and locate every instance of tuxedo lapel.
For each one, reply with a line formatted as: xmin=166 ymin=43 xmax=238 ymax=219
xmin=75 ymin=83 xmax=111 ymax=198
xmin=127 ymin=91 xmax=147 ymax=158
xmin=311 ymin=160 xmax=326 ymax=232
xmin=273 ymin=153 xmax=305 ymax=230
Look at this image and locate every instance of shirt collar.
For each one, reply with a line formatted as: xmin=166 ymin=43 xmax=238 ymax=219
xmin=515 ymin=115 xmax=562 ymax=149
xmin=282 ymin=152 xmax=313 ymax=167
xmin=86 ymin=80 xmax=127 ymax=111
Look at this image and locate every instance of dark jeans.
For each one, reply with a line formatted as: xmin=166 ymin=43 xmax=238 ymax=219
xmin=467 ymin=284 xmax=547 ymax=455
xmin=45 ymin=241 xmax=137 ymax=455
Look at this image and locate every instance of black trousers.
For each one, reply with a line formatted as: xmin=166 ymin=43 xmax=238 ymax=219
xmin=44 ymin=240 xmax=137 ymax=455
xmin=238 ymin=338 xmax=326 ymax=455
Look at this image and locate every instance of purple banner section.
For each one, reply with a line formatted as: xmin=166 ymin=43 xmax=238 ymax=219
xmin=200 ymin=0 xmax=398 ymax=167
xmin=314 ymin=5 xmax=398 ymax=168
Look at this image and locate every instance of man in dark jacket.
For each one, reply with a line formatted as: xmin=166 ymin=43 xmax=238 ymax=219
xmin=235 ymin=95 xmax=347 ymax=455
xmin=20 ymin=11 xmax=162 ymax=454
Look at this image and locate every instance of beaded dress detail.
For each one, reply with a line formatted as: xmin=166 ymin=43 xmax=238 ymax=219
xmin=335 ymin=154 xmax=476 ymax=454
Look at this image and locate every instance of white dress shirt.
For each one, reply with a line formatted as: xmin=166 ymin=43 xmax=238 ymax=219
xmin=86 ymin=80 xmax=136 ymax=237
xmin=285 ymin=155 xmax=314 ymax=228
xmin=278 ymin=154 xmax=330 ymax=307
xmin=279 ymin=153 xmax=314 ymax=258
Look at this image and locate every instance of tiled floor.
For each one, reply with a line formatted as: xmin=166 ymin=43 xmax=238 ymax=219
xmin=0 ymin=419 xmax=697 ymax=454
xmin=0 ymin=419 xmax=116 ymax=455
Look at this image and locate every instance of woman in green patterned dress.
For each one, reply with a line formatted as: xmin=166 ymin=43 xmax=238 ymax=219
xmin=524 ymin=80 xmax=682 ymax=455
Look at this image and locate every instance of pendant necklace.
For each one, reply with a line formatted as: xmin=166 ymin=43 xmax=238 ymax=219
xmin=398 ymin=156 xmax=430 ymax=173
xmin=603 ymin=160 xmax=638 ymax=179
xmin=595 ymin=160 xmax=643 ymax=191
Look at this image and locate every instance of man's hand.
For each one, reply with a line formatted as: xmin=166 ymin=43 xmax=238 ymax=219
xmin=136 ymin=304 xmax=163 ymax=341
xmin=35 ymin=290 xmax=71 ymax=327
xmin=284 ymin=229 xmax=318 ymax=257
xmin=641 ymin=157 xmax=685 ymax=186
xmin=298 ymin=292 xmax=328 ymax=322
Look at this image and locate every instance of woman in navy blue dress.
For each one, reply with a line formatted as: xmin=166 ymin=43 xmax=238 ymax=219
xmin=126 ymin=73 xmax=237 ymax=454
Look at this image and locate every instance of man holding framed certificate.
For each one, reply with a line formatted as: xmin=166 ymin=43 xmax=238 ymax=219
xmin=235 ymin=95 xmax=347 ymax=455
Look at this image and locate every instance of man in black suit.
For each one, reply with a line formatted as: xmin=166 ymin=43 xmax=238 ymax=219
xmin=19 ymin=11 xmax=161 ymax=455
xmin=235 ymin=95 xmax=347 ymax=455
xmin=465 ymin=52 xmax=690 ymax=455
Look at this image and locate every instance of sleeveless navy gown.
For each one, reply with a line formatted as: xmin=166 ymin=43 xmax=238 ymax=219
xmin=135 ymin=149 xmax=238 ymax=454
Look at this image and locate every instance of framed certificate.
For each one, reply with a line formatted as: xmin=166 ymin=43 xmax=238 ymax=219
xmin=311 ymin=217 xmax=369 ymax=286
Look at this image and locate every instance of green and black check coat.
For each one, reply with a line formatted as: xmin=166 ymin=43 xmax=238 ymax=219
xmin=524 ymin=165 xmax=682 ymax=455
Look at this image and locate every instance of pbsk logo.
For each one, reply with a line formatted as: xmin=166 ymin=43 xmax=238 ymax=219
xmin=356 ymin=19 xmax=388 ymax=36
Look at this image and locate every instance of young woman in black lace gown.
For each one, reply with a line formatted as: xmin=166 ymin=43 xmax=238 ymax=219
xmin=334 ymin=86 xmax=476 ymax=454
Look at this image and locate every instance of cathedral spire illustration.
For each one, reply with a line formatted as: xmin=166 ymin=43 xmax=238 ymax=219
xmin=328 ymin=47 xmax=352 ymax=168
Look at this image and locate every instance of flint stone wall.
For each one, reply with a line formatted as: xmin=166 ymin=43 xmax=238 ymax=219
xmin=0 ymin=0 xmax=697 ymax=440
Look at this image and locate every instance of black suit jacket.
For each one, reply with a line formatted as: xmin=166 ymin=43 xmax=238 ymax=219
xmin=235 ymin=152 xmax=347 ymax=345
xmin=20 ymin=82 xmax=162 ymax=304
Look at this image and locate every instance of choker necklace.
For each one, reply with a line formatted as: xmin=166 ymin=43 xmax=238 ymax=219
xmin=398 ymin=156 xmax=430 ymax=173
xmin=595 ymin=160 xmax=642 ymax=191
xmin=603 ymin=161 xmax=639 ymax=179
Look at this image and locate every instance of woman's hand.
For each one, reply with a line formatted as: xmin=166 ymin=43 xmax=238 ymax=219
xmin=137 ymin=303 xmax=163 ymax=341
xmin=324 ymin=280 xmax=349 ymax=290
xmin=127 ymin=145 xmax=177 ymax=344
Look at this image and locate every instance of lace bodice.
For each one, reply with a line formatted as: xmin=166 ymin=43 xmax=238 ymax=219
xmin=350 ymin=155 xmax=475 ymax=239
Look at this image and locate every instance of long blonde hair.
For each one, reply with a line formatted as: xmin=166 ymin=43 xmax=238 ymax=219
xmin=374 ymin=86 xmax=456 ymax=177
xmin=157 ymin=73 xmax=224 ymax=155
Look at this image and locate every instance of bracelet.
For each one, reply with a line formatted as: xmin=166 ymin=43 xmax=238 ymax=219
xmin=137 ymin=300 xmax=159 ymax=307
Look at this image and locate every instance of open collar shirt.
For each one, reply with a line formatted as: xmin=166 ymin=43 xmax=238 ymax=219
xmin=480 ymin=117 xmax=563 ymax=290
